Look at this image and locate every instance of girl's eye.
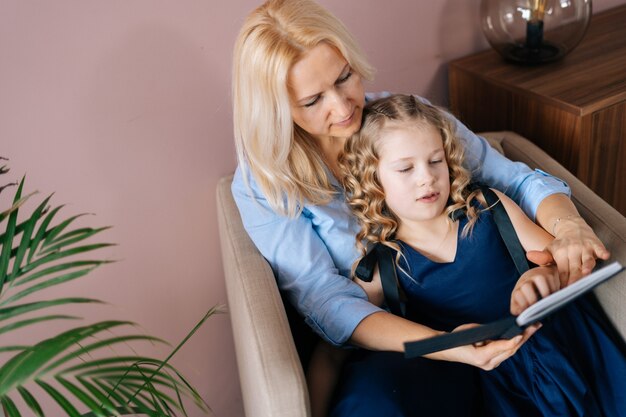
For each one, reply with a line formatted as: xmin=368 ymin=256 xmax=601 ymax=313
xmin=304 ymin=96 xmax=321 ymax=108
xmin=398 ymin=166 xmax=413 ymax=173
xmin=430 ymin=159 xmax=443 ymax=165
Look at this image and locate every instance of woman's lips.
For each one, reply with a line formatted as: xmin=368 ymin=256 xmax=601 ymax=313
xmin=334 ymin=110 xmax=356 ymax=127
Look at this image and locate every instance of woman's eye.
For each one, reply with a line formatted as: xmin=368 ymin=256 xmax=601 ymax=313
xmin=304 ymin=96 xmax=321 ymax=107
xmin=337 ymin=71 xmax=352 ymax=84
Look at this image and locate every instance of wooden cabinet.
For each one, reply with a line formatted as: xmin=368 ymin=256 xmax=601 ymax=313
xmin=449 ymin=5 xmax=626 ymax=216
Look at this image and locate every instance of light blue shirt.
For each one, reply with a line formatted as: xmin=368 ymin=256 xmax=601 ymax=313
xmin=231 ymin=93 xmax=570 ymax=346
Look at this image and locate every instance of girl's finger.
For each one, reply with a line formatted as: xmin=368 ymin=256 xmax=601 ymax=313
xmin=519 ymin=283 xmax=538 ymax=307
xmin=533 ymin=276 xmax=551 ymax=299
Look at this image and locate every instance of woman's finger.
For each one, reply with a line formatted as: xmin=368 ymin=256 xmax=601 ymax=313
xmin=567 ymin=246 xmax=585 ymax=283
xmin=526 ymin=249 xmax=553 ymax=266
xmin=580 ymin=250 xmax=597 ymax=276
xmin=592 ymin=240 xmax=611 ymax=260
xmin=548 ymin=246 xmax=570 ymax=286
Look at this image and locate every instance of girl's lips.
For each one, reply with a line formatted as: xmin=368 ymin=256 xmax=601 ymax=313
xmin=417 ymin=192 xmax=440 ymax=203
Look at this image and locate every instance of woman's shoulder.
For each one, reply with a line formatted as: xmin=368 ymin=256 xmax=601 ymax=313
xmin=230 ymin=164 xmax=284 ymax=223
xmin=231 ymin=163 xmax=269 ymax=202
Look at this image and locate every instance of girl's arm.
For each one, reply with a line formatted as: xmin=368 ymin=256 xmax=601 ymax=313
xmin=353 ymin=266 xmax=385 ymax=307
xmin=352 ymin=251 xmax=540 ymax=370
xmin=490 ymin=188 xmax=554 ymax=252
xmin=232 ymin=166 xmax=383 ymax=346
xmin=491 ymin=189 xmax=564 ymax=314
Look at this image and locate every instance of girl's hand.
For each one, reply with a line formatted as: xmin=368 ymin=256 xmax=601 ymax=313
xmin=527 ymin=216 xmax=610 ymax=286
xmin=510 ymin=266 xmax=561 ymax=316
xmin=438 ymin=323 xmax=541 ymax=371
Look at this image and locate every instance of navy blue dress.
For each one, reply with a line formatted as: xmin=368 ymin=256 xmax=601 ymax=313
xmin=397 ymin=209 xmax=626 ymax=416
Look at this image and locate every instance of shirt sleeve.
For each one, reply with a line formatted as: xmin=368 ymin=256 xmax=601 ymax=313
xmin=449 ymin=111 xmax=570 ymax=221
xmin=231 ymin=166 xmax=383 ymax=346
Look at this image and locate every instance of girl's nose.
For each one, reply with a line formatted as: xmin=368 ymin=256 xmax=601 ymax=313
xmin=417 ymin=168 xmax=436 ymax=187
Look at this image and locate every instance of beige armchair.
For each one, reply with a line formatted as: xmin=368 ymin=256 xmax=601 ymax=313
xmin=216 ymin=131 xmax=626 ymax=417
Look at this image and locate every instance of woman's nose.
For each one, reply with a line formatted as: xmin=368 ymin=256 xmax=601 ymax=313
xmin=328 ymin=90 xmax=351 ymax=118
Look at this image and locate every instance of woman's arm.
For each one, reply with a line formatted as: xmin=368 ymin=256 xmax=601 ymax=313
xmin=492 ymin=188 xmax=610 ymax=285
xmin=532 ymin=193 xmax=610 ymax=284
xmin=351 ymin=310 xmax=539 ymax=371
xmin=232 ymin=166 xmax=382 ymax=346
xmin=445 ymin=106 xmax=609 ymax=283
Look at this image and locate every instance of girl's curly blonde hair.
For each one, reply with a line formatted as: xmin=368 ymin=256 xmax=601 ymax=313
xmin=339 ymin=94 xmax=484 ymax=257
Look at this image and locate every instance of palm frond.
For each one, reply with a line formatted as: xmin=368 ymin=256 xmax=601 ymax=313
xmin=0 ymin=164 xmax=214 ymax=416
xmin=17 ymin=386 xmax=44 ymax=417
xmin=0 ymin=176 xmax=24 ymax=293
xmin=0 ymin=315 xmax=81 ymax=336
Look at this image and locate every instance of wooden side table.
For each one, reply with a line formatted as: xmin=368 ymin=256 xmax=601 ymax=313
xmin=449 ymin=5 xmax=626 ymax=216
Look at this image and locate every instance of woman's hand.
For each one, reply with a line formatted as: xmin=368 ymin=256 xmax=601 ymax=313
xmin=436 ymin=323 xmax=541 ymax=371
xmin=527 ymin=215 xmax=610 ymax=286
xmin=510 ymin=266 xmax=561 ymax=316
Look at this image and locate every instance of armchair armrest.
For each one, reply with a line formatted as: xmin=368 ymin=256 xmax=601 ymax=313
xmin=216 ymin=131 xmax=625 ymax=416
xmin=216 ymin=175 xmax=310 ymax=417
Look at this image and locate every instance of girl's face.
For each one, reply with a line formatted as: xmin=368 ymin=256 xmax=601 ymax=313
xmin=377 ymin=123 xmax=451 ymax=226
xmin=288 ymin=42 xmax=365 ymax=142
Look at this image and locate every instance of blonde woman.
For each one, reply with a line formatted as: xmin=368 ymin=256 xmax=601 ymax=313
xmin=336 ymin=94 xmax=626 ymax=416
xmin=231 ymin=0 xmax=610 ymax=415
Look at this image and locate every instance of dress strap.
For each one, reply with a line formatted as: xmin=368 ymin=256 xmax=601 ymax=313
xmin=377 ymin=245 xmax=406 ymax=317
xmin=355 ymin=244 xmax=405 ymax=317
xmin=479 ymin=185 xmax=530 ymax=275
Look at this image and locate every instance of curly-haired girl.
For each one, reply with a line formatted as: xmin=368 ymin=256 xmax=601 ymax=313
xmin=308 ymin=94 xmax=626 ymax=416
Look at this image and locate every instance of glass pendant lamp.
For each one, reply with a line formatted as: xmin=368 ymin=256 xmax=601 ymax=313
xmin=480 ymin=0 xmax=592 ymax=64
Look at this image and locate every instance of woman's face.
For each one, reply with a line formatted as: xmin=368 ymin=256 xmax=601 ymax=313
xmin=288 ymin=43 xmax=365 ymax=142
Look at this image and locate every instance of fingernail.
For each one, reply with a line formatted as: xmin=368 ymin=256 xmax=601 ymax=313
xmin=514 ymin=336 xmax=523 ymax=343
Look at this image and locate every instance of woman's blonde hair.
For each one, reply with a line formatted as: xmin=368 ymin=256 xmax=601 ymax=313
xmin=340 ymin=94 xmax=483 ymax=256
xmin=232 ymin=0 xmax=374 ymax=216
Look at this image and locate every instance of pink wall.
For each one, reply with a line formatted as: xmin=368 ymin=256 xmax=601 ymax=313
xmin=1 ymin=1 xmax=623 ymax=415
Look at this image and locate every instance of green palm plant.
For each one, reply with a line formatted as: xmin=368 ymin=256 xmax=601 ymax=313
xmin=0 ymin=159 xmax=215 ymax=417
